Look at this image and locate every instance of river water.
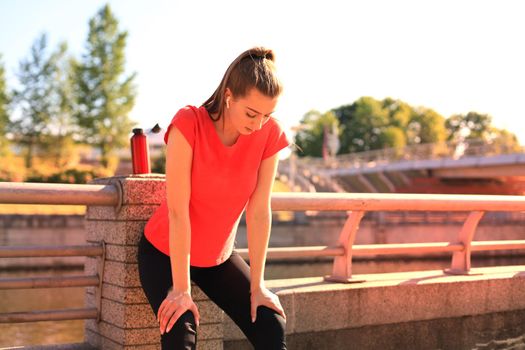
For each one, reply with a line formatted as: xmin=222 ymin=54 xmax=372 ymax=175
xmin=1 ymin=256 xmax=525 ymax=349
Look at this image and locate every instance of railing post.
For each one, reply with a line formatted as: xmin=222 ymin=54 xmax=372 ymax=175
xmin=84 ymin=174 xmax=224 ymax=349
xmin=444 ymin=211 xmax=485 ymax=275
xmin=324 ymin=210 xmax=366 ymax=283
xmin=96 ymin=240 xmax=106 ymax=323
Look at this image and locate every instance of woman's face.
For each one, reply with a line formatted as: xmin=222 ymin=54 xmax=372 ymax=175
xmin=226 ymin=87 xmax=279 ymax=135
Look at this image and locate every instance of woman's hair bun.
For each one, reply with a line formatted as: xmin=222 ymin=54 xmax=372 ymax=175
xmin=249 ymin=47 xmax=275 ymax=61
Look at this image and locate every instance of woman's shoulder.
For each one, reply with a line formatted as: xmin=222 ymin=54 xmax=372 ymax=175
xmin=173 ymin=105 xmax=200 ymax=119
xmin=168 ymin=105 xmax=210 ymax=127
xmin=163 ymin=105 xmax=203 ymax=145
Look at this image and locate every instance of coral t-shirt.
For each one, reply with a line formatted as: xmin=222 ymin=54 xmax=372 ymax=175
xmin=144 ymin=105 xmax=291 ymax=267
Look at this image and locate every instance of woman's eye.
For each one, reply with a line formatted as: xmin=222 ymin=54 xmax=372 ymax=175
xmin=246 ymin=113 xmax=272 ymax=120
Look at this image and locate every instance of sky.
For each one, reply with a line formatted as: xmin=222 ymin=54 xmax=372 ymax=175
xmin=1 ymin=0 xmax=524 ymax=146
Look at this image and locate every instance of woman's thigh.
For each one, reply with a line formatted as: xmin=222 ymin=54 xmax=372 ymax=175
xmin=137 ymin=232 xmax=197 ymax=349
xmin=137 ymin=232 xmax=172 ymax=314
xmin=190 ymin=250 xmax=287 ymax=349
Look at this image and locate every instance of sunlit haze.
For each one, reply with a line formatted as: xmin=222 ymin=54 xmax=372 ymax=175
xmin=1 ymin=0 xmax=524 ymax=148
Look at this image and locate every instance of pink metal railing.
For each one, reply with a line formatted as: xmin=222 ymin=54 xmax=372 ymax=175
xmin=0 ymin=241 xmax=106 ymax=323
xmin=285 ymin=137 xmax=525 ymax=170
xmin=254 ymin=192 xmax=525 ymax=282
xmin=1 ymin=181 xmax=525 ymax=323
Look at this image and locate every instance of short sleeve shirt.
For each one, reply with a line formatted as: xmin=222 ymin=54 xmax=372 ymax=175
xmin=144 ymin=105 xmax=291 ymax=267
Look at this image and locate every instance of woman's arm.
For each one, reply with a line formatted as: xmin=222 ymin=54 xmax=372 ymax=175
xmin=246 ymin=152 xmax=281 ymax=292
xmin=165 ymin=126 xmax=193 ymax=294
xmin=158 ymin=124 xmax=201 ymax=333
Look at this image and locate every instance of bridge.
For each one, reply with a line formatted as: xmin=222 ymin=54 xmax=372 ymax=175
xmin=1 ymin=177 xmax=525 ymax=349
xmin=277 ymin=138 xmax=525 ymax=195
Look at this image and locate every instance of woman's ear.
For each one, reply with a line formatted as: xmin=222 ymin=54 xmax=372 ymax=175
xmin=225 ymin=88 xmax=232 ymax=109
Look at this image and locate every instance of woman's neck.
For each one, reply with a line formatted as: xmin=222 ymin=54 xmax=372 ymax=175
xmin=211 ymin=111 xmax=240 ymax=145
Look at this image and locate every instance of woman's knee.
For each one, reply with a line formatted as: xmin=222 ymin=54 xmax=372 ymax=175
xmin=254 ymin=306 xmax=287 ymax=349
xmin=160 ymin=310 xmax=198 ymax=350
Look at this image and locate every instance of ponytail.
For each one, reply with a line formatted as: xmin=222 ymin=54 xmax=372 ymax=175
xmin=202 ymin=47 xmax=283 ymax=121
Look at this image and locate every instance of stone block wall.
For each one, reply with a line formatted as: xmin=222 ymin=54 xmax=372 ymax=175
xmin=83 ymin=174 xmax=224 ymax=349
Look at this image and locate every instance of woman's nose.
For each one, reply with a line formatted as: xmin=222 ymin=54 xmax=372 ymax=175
xmin=252 ymin=117 xmax=264 ymax=130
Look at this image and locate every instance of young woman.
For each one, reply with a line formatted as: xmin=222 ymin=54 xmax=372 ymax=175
xmin=137 ymin=47 xmax=290 ymax=349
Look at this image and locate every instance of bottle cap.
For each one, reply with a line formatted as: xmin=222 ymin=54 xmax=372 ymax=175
xmin=151 ymin=123 xmax=161 ymax=134
xmin=132 ymin=128 xmax=144 ymax=135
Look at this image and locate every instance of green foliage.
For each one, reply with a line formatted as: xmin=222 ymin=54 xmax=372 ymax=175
xmin=488 ymin=127 xmax=521 ymax=152
xmin=1 ymin=5 xmax=142 ymax=180
xmin=297 ymin=98 xmax=519 ymax=158
xmin=9 ymin=34 xmax=77 ymax=171
xmin=298 ymin=97 xmax=449 ymax=157
xmin=445 ymin=112 xmax=493 ymax=142
xmin=10 ymin=33 xmax=63 ymax=169
xmin=0 ymin=157 xmax=19 ymax=181
xmin=294 ymin=110 xmax=340 ymax=157
xmin=382 ymin=98 xmax=412 ymax=128
xmin=43 ymin=42 xmax=78 ymax=168
xmin=379 ymin=126 xmax=406 ymax=148
xmin=25 ymin=168 xmax=107 ymax=184
xmin=0 ymin=54 xmax=10 ymax=158
xmin=331 ymin=97 xmax=406 ymax=153
xmin=444 ymin=111 xmax=519 ymax=149
xmin=408 ymin=107 xmax=447 ymax=144
xmin=71 ymin=4 xmax=137 ymax=169
xmin=151 ymin=148 xmax=166 ymax=174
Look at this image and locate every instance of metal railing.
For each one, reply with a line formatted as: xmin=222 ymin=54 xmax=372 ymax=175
xmin=1 ymin=181 xmax=525 ymax=324
xmin=244 ymin=192 xmax=525 ymax=281
xmin=0 ymin=243 xmax=106 ymax=323
xmin=285 ymin=138 xmax=525 ymax=171
xmin=0 ymin=181 xmax=121 ymax=207
xmin=0 ymin=181 xmax=110 ymax=324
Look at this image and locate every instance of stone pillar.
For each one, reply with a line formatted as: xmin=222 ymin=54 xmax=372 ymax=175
xmin=84 ymin=174 xmax=224 ymax=349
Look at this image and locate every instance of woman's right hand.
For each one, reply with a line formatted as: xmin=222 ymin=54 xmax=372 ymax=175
xmin=157 ymin=289 xmax=201 ymax=334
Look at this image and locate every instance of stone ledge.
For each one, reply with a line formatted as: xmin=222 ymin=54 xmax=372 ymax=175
xmin=85 ymin=282 xmax=209 ymax=304
xmin=85 ymin=324 xmax=223 ymax=350
xmin=20 ymin=343 xmax=97 ymax=350
xmin=224 ymin=264 xmax=525 ymax=340
xmin=86 ymin=205 xmax=159 ymax=221
xmin=89 ymin=173 xmax=167 ymax=206
xmin=85 ymin=293 xmax=223 ymax=328
xmin=85 ymin=220 xmax=147 ymax=245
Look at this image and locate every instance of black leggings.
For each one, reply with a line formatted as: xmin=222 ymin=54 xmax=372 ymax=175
xmin=136 ymin=231 xmax=287 ymax=349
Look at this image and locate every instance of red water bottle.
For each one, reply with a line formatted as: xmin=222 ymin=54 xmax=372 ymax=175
xmin=130 ymin=128 xmax=150 ymax=174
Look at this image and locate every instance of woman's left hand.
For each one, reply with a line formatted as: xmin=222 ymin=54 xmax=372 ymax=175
xmin=250 ymin=286 xmax=286 ymax=323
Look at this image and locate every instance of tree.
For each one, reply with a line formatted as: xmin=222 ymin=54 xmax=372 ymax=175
xmin=297 ymin=97 xmax=519 ymax=159
xmin=72 ymin=4 xmax=137 ymax=169
xmin=0 ymin=54 xmax=11 ymax=158
xmin=407 ymin=107 xmax=446 ymax=144
xmin=10 ymin=34 xmax=76 ymax=171
xmin=382 ymin=97 xmax=412 ymax=128
xmin=294 ymin=110 xmax=340 ymax=157
xmin=445 ymin=112 xmax=492 ymax=142
xmin=378 ymin=126 xmax=406 ymax=149
xmin=332 ymin=96 xmax=396 ymax=153
xmin=39 ymin=42 xmax=78 ymax=168
xmin=11 ymin=33 xmax=57 ymax=169
xmin=488 ymin=127 xmax=520 ymax=152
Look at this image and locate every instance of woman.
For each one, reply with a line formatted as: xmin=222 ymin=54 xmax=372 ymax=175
xmin=137 ymin=47 xmax=290 ymax=349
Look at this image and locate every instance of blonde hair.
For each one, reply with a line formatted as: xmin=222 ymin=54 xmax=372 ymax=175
xmin=202 ymin=47 xmax=283 ymax=121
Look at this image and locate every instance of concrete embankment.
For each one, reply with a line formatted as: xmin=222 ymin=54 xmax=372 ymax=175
xmin=225 ymin=265 xmax=525 ymax=349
